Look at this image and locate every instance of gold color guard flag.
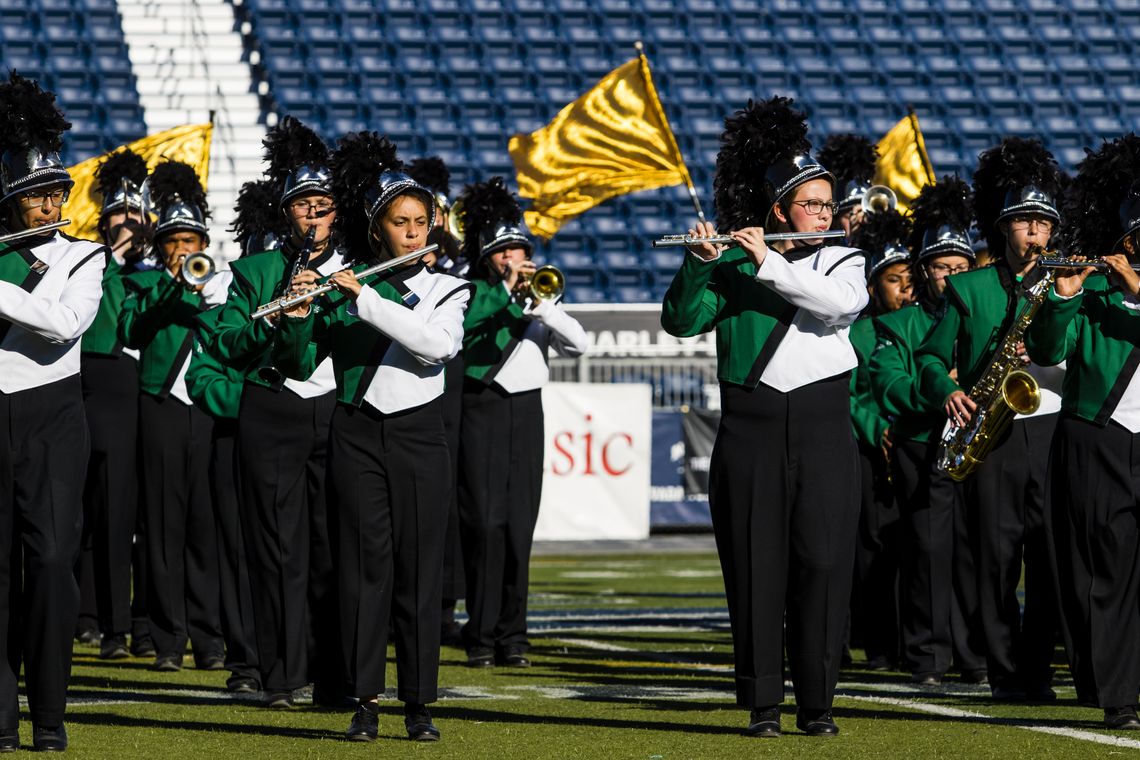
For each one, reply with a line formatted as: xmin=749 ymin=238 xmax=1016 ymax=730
xmin=509 ymin=51 xmax=697 ymax=239
xmin=873 ymin=111 xmax=935 ymax=214
xmin=65 ymin=123 xmax=214 ymax=241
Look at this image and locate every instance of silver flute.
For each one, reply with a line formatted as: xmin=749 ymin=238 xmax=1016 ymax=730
xmin=0 ymin=219 xmax=71 ymax=244
xmin=652 ymin=229 xmax=847 ymax=248
xmin=1037 ymin=256 xmax=1140 ymax=273
xmin=251 ymin=244 xmax=438 ymax=320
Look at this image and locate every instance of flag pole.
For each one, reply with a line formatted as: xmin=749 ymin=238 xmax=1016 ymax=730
xmin=636 ymin=41 xmax=706 ymax=223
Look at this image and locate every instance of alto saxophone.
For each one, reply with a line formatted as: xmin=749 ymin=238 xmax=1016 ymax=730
xmin=937 ymin=260 xmax=1056 ymax=481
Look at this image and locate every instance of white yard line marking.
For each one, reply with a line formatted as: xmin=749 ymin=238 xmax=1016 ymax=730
xmin=844 ymin=693 xmax=1140 ymax=750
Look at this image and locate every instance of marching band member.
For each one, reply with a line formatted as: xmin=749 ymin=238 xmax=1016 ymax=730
xmin=118 ymin=161 xmax=227 ymax=673
xmin=847 ymin=208 xmax=913 ymax=670
xmin=455 ymin=178 xmax=588 ymax=669
xmin=202 ymin=117 xmax=345 ymax=709
xmin=80 ymin=148 xmax=153 ymax=660
xmin=915 ymin=140 xmax=1064 ymax=701
xmin=817 ymin=134 xmax=879 ymax=238
xmin=1024 ymin=135 xmax=1140 ymax=728
xmin=407 ymin=156 xmax=466 ymax=648
xmin=868 ymin=179 xmax=986 ymax=686
xmin=662 ymin=97 xmax=866 ymax=737
xmin=0 ymin=73 xmax=108 ymax=752
xmin=270 ymin=133 xmax=471 ymax=742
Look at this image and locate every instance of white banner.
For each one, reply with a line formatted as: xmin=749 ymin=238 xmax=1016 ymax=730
xmin=535 ymin=382 xmax=652 ymax=540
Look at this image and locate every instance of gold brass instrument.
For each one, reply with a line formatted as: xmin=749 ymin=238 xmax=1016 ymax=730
xmin=180 ymin=251 xmax=216 ymax=286
xmin=515 ymin=264 xmax=564 ymax=303
xmin=447 ymin=198 xmax=465 ymax=243
xmin=861 ymin=185 xmax=897 ymax=214
xmin=1037 ymin=255 xmax=1140 ymax=273
xmin=652 ymin=229 xmax=847 ymax=248
xmin=251 ymin=243 xmax=438 ymax=320
xmin=937 ymin=260 xmax=1055 ymax=481
xmin=0 ymin=219 xmax=71 ymax=245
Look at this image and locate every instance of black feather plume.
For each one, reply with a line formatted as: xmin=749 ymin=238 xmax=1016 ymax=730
xmin=456 ymin=176 xmax=522 ymax=263
xmin=851 ymin=208 xmax=911 ymax=258
xmin=817 ymin=134 xmax=878 ymax=189
xmin=407 ymin=157 xmax=450 ymax=198
xmin=263 ymin=115 xmax=329 ymax=187
xmin=0 ymin=71 xmax=71 ymax=156
xmin=149 ymin=160 xmax=209 ymax=218
xmin=1060 ymin=134 xmax=1140 ymax=256
xmin=230 ymin=179 xmax=284 ymax=253
xmin=907 ymin=175 xmax=973 ymax=254
xmin=713 ymin=96 xmax=812 ymax=231
xmin=95 ymin=149 xmax=148 ymax=202
xmin=329 ymin=130 xmax=401 ymax=259
xmin=972 ymin=137 xmax=1062 ymax=255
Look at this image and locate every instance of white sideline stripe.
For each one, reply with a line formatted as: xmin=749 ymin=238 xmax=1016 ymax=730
xmin=555 ymin=637 xmax=638 ymax=652
xmin=529 ymin=610 xmax=729 ymax=622
xmin=843 ymin=694 xmax=1140 ymax=750
xmin=534 ymin=625 xmax=710 ymax=634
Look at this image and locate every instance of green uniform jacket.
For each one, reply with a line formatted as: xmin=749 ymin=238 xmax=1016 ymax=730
xmin=199 ymin=247 xmax=300 ymax=387
xmin=660 ymin=247 xmax=798 ymax=386
xmin=850 ymin=315 xmax=889 ymax=447
xmin=870 ymin=300 xmax=943 ymax=443
xmin=915 ymin=266 xmax=1022 ymax=408
xmin=188 ymin=306 xmax=244 ymax=419
xmin=271 ymin=272 xmax=421 ymax=406
xmin=118 ymin=268 xmax=207 ymax=398
xmin=82 ymin=257 xmax=131 ymax=356
xmin=462 ymin=278 xmax=528 ymax=383
xmin=1025 ymin=275 xmax=1140 ymax=426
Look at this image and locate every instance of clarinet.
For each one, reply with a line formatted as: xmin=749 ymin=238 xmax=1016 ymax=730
xmin=256 ymin=225 xmax=318 ymax=385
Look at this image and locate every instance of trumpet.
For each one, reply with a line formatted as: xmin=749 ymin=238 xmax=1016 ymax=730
xmin=861 ymin=185 xmax=897 ymax=214
xmin=1036 ymin=255 xmax=1140 ymax=273
xmin=652 ymin=230 xmax=847 ymax=248
xmin=515 ymin=264 xmax=564 ymax=303
xmin=180 ymin=251 xmax=216 ymax=286
xmin=0 ymin=219 xmax=71 ymax=245
xmin=251 ymin=243 xmax=438 ymax=320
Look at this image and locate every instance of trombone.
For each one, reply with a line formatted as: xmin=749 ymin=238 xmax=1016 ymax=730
xmin=652 ymin=229 xmax=847 ymax=248
xmin=0 ymin=219 xmax=71 ymax=245
xmin=251 ymin=243 xmax=438 ymax=320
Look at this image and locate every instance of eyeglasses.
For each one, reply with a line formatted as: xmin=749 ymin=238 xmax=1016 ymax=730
xmin=289 ymin=199 xmax=335 ymax=215
xmin=790 ymin=199 xmax=839 ymax=216
xmin=927 ymin=262 xmax=971 ymax=276
xmin=20 ymin=188 xmax=68 ymax=208
xmin=1008 ymin=217 xmax=1054 ymax=233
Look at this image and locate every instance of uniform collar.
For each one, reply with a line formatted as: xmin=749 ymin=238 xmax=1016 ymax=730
xmin=781 ymin=242 xmax=824 ymax=263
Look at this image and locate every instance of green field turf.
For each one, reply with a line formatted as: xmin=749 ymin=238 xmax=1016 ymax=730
xmin=35 ymin=551 xmax=1140 ymax=758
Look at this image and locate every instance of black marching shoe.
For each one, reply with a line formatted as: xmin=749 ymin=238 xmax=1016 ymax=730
xmin=796 ymin=709 xmax=839 ymax=737
xmin=99 ymin=634 xmax=129 ymax=660
xmin=911 ymin=672 xmax=942 ymax=686
xmin=1105 ymin=706 xmax=1140 ymax=730
xmin=196 ymin=652 xmax=226 ymax=671
xmin=743 ymin=706 xmax=781 ymax=738
xmin=0 ymin=727 xmax=17 ymax=753
xmin=960 ymin=669 xmax=989 ymax=685
xmin=466 ymin=647 xmax=495 ymax=668
xmin=497 ymin=645 xmax=531 ymax=668
xmin=263 ymin=690 xmax=294 ymax=709
xmin=32 ymin=724 xmax=67 ymax=752
xmin=226 ymin=676 xmax=259 ymax=694
xmin=404 ymin=703 xmax=441 ymax=742
xmin=130 ymin=635 xmax=156 ymax=658
xmin=346 ymin=702 xmax=379 ymax=742
xmin=152 ymin=654 xmax=183 ymax=672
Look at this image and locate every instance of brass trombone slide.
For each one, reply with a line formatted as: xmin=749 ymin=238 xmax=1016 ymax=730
xmin=251 ymin=243 xmax=438 ymax=320
xmin=652 ymin=229 xmax=847 ymax=248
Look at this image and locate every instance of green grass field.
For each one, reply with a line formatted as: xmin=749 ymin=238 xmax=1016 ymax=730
xmin=41 ymin=550 xmax=1140 ymax=758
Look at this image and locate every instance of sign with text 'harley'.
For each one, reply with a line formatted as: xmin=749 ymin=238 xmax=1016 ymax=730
xmin=536 ymin=382 xmax=652 ymax=540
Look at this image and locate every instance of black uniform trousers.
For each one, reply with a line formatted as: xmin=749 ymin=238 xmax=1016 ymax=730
xmin=963 ymin=415 xmax=1057 ymax=692
xmin=852 ymin=441 xmax=900 ymax=664
xmin=892 ymin=436 xmax=986 ymax=677
xmin=211 ymin=422 xmax=258 ymax=684
xmin=0 ymin=376 xmax=87 ymax=728
xmin=1047 ymin=416 xmax=1140 ymax=708
xmin=709 ymin=375 xmax=859 ymax=711
xmin=458 ymin=383 xmax=544 ymax=653
xmin=328 ymin=400 xmax=449 ymax=702
xmin=138 ymin=394 xmax=223 ymax=661
xmin=237 ymin=383 xmax=340 ymax=694
xmin=440 ymin=356 xmax=465 ymax=604
xmin=80 ymin=353 xmax=140 ymax=637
